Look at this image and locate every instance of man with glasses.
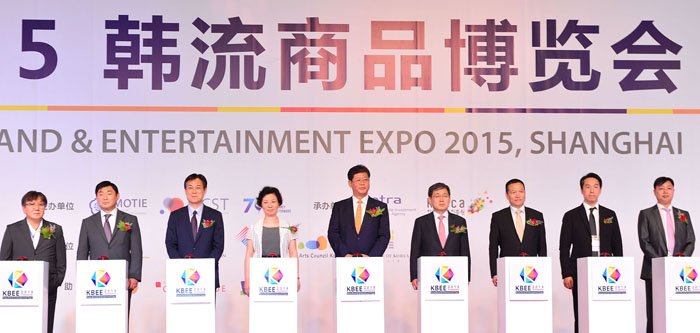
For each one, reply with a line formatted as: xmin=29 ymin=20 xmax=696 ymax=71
xmin=328 ymin=164 xmax=390 ymax=258
xmin=409 ymin=182 xmax=470 ymax=290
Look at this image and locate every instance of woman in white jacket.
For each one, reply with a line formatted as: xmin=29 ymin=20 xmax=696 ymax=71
xmin=244 ymin=186 xmax=300 ymax=295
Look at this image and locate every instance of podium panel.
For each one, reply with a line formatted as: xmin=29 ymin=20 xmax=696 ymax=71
xmin=497 ymin=257 xmax=552 ymax=333
xmin=166 ymin=258 xmax=215 ymax=333
xmin=652 ymin=257 xmax=700 ymax=333
xmin=76 ymin=259 xmax=128 ymax=333
xmin=249 ymin=258 xmax=298 ymax=333
xmin=0 ymin=260 xmax=48 ymax=333
xmin=577 ymin=257 xmax=635 ymax=333
xmin=417 ymin=256 xmax=469 ymax=333
xmin=335 ymin=257 xmax=385 ymax=333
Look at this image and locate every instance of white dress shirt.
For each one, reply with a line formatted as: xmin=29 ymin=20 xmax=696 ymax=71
xmin=100 ymin=208 xmax=119 ymax=230
xmin=26 ymin=220 xmax=43 ymax=249
xmin=352 ymin=195 xmax=368 ymax=223
xmin=656 ymin=203 xmax=675 ymax=255
xmin=510 ymin=206 xmax=525 ymax=230
xmin=433 ymin=211 xmax=449 ymax=234
xmin=583 ymin=202 xmax=601 ymax=253
xmin=188 ymin=205 xmax=204 ymax=233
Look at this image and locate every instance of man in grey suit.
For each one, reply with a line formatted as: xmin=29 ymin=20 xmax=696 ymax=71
xmin=1 ymin=191 xmax=66 ymax=333
xmin=638 ymin=176 xmax=696 ymax=333
xmin=77 ymin=181 xmax=143 ymax=315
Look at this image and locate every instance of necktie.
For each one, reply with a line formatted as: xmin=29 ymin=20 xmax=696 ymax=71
xmin=355 ymin=199 xmax=363 ymax=234
xmin=191 ymin=210 xmax=198 ymax=240
xmin=589 ymin=207 xmax=597 ymax=236
xmin=515 ymin=209 xmax=524 ymax=242
xmin=104 ymin=214 xmax=112 ymax=242
xmin=663 ymin=207 xmax=675 ymax=253
xmin=438 ymin=215 xmax=446 ymax=248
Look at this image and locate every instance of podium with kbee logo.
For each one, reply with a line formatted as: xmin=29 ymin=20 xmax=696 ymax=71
xmin=497 ymin=257 xmax=552 ymax=333
xmin=75 ymin=259 xmax=128 ymax=333
xmin=577 ymin=257 xmax=635 ymax=333
xmin=0 ymin=260 xmax=48 ymax=332
xmin=249 ymin=258 xmax=298 ymax=333
xmin=335 ymin=257 xmax=385 ymax=333
xmin=166 ymin=258 xmax=215 ymax=333
xmin=417 ymin=256 xmax=469 ymax=332
xmin=652 ymin=256 xmax=700 ymax=333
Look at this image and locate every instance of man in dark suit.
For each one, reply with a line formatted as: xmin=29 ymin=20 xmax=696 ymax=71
xmin=165 ymin=173 xmax=225 ymax=291
xmin=409 ymin=182 xmax=470 ymax=289
xmin=0 ymin=191 xmax=66 ymax=333
xmin=638 ymin=176 xmax=695 ymax=333
xmin=77 ymin=181 xmax=142 ymax=314
xmin=559 ymin=172 xmax=623 ymax=333
xmin=328 ymin=165 xmax=390 ymax=257
xmin=489 ymin=179 xmax=546 ymax=287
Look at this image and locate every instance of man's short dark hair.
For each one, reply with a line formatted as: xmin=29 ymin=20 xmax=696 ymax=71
xmin=95 ymin=181 xmax=119 ymax=195
xmin=256 ymin=186 xmax=283 ymax=207
xmin=428 ymin=183 xmax=451 ymax=197
xmin=505 ymin=178 xmax=525 ymax=193
xmin=347 ymin=164 xmax=371 ymax=181
xmin=579 ymin=172 xmax=602 ymax=189
xmin=653 ymin=176 xmax=674 ymax=188
xmin=21 ymin=191 xmax=47 ymax=206
xmin=184 ymin=173 xmax=208 ymax=189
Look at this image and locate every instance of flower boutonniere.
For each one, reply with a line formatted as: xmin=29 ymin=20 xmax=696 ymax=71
xmin=117 ymin=220 xmax=132 ymax=231
xmin=450 ymin=225 xmax=467 ymax=234
xmin=202 ymin=219 xmax=215 ymax=228
xmin=602 ymin=217 xmax=614 ymax=224
xmin=367 ymin=207 xmax=385 ymax=217
xmin=40 ymin=224 xmax=56 ymax=239
xmin=285 ymin=224 xmax=299 ymax=234
xmin=526 ymin=219 xmax=543 ymax=227
xmin=677 ymin=211 xmax=688 ymax=224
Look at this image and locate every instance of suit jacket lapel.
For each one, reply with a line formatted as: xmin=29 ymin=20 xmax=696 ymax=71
xmin=510 ymin=208 xmax=523 ymax=244
xmin=434 ymin=213 xmax=446 ymax=249
xmin=671 ymin=207 xmax=682 ymax=253
xmin=649 ymin=206 xmax=668 ymax=252
xmin=578 ymin=205 xmax=592 ymax=235
xmin=34 ymin=221 xmax=47 ymax=252
xmin=20 ymin=219 xmax=36 ymax=251
xmin=93 ymin=213 xmax=110 ymax=244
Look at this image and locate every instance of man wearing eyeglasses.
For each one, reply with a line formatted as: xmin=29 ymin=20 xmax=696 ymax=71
xmin=328 ymin=164 xmax=390 ymax=258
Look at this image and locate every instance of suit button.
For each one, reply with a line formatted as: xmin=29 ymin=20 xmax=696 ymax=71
xmin=193 ymin=248 xmax=196 ymax=251
xmin=356 ymin=237 xmax=360 ymax=240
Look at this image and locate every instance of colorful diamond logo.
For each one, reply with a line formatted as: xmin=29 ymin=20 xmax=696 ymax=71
xmin=520 ymin=266 xmax=538 ymax=283
xmin=352 ymin=267 xmax=370 ymax=284
xmin=91 ymin=270 xmax=111 ymax=287
xmin=435 ymin=266 xmax=454 ymax=283
xmin=7 ymin=271 xmax=28 ymax=288
xmin=680 ymin=267 xmax=698 ymax=284
xmin=265 ymin=267 xmax=284 ymax=285
xmin=603 ymin=267 xmax=621 ymax=283
xmin=181 ymin=268 xmax=200 ymax=286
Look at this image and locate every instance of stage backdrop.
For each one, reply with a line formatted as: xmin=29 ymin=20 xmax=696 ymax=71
xmin=0 ymin=1 xmax=698 ymax=332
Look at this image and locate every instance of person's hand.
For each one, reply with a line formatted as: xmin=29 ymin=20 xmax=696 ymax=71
xmin=491 ymin=275 xmax=498 ymax=287
xmin=244 ymin=280 xmax=250 ymax=296
xmin=361 ymin=254 xmax=369 ymax=257
xmin=297 ymin=278 xmax=301 ymax=292
xmin=127 ymin=278 xmax=138 ymax=290
xmin=411 ymin=279 xmax=418 ymax=290
xmin=345 ymin=254 xmax=353 ymax=257
xmin=563 ymin=277 xmax=574 ymax=289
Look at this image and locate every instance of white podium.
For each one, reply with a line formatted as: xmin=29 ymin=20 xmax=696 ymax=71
xmin=0 ymin=260 xmax=48 ymax=332
xmin=249 ymin=258 xmax=298 ymax=333
xmin=76 ymin=259 xmax=128 ymax=333
xmin=577 ymin=257 xmax=635 ymax=333
xmin=166 ymin=258 xmax=215 ymax=333
xmin=497 ymin=256 xmax=552 ymax=333
xmin=335 ymin=257 xmax=385 ymax=333
xmin=417 ymin=256 xmax=469 ymax=332
xmin=652 ymin=256 xmax=700 ymax=333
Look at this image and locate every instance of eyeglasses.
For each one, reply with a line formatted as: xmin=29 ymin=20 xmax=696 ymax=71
xmin=352 ymin=178 xmax=369 ymax=184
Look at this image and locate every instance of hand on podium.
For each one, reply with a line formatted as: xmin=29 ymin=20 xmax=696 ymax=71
xmin=244 ymin=280 xmax=250 ymax=296
xmin=297 ymin=278 xmax=301 ymax=292
xmin=563 ymin=276 xmax=574 ymax=289
xmin=411 ymin=279 xmax=418 ymax=290
xmin=127 ymin=278 xmax=138 ymax=290
xmin=491 ymin=275 xmax=498 ymax=287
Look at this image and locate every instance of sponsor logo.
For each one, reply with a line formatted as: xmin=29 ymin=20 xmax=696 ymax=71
xmin=681 ymin=267 xmax=698 ymax=284
xmin=175 ymin=269 xmax=206 ymax=298
xmin=181 ymin=269 xmax=200 ymax=286
xmin=429 ymin=266 xmax=460 ymax=295
xmin=85 ymin=270 xmax=117 ymax=299
xmin=298 ymin=235 xmax=329 ymax=251
xmin=520 ymin=266 xmax=538 ymax=283
xmin=259 ymin=267 xmax=289 ymax=296
xmin=598 ymin=267 xmax=627 ymax=295
xmin=435 ymin=266 xmax=454 ymax=283
xmin=2 ymin=271 xmax=33 ymax=300
xmin=352 ymin=267 xmax=370 ymax=284
xmin=603 ymin=267 xmax=621 ymax=283
xmin=514 ymin=266 xmax=544 ymax=295
xmin=346 ymin=267 xmax=375 ymax=296
xmin=265 ymin=268 xmax=284 ymax=285
xmin=8 ymin=271 xmax=28 ymax=288
xmin=91 ymin=198 xmax=148 ymax=214
xmin=160 ymin=197 xmax=185 ymax=214
xmin=91 ymin=270 xmax=111 ymax=287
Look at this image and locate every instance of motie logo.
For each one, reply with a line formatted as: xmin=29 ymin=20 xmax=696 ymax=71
xmin=265 ymin=267 xmax=284 ymax=285
xmin=8 ymin=271 xmax=28 ymax=288
xmin=520 ymin=266 xmax=538 ymax=284
xmin=181 ymin=269 xmax=200 ymax=286
xmin=91 ymin=270 xmax=111 ymax=287
xmin=680 ymin=267 xmax=698 ymax=284
xmin=352 ymin=267 xmax=370 ymax=284
xmin=603 ymin=267 xmax=621 ymax=283
xmin=435 ymin=266 xmax=454 ymax=283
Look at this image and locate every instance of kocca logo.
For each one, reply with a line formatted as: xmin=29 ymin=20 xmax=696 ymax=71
xmin=603 ymin=267 xmax=621 ymax=283
xmin=91 ymin=270 xmax=111 ymax=287
xmin=352 ymin=267 xmax=370 ymax=284
xmin=680 ymin=267 xmax=698 ymax=284
xmin=520 ymin=266 xmax=538 ymax=284
xmin=435 ymin=266 xmax=454 ymax=283
xmin=8 ymin=271 xmax=28 ymax=288
xmin=160 ymin=197 xmax=185 ymax=214
xmin=181 ymin=269 xmax=200 ymax=286
xmin=265 ymin=267 xmax=284 ymax=285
